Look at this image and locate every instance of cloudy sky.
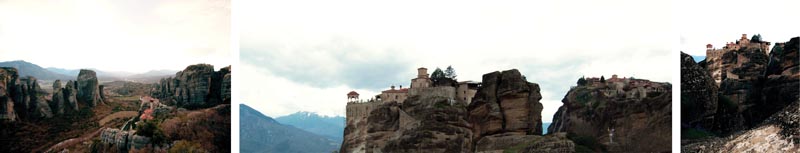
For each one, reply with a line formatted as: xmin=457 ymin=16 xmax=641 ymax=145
xmin=0 ymin=0 xmax=231 ymax=73
xmin=678 ymin=0 xmax=800 ymax=56
xmin=240 ymin=0 xmax=673 ymax=123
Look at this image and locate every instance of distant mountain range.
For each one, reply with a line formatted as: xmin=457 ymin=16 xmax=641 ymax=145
xmin=0 ymin=60 xmax=175 ymax=82
xmin=240 ymin=104 xmax=339 ymax=153
xmin=275 ymin=111 xmax=345 ymax=142
xmin=0 ymin=60 xmax=72 ymax=80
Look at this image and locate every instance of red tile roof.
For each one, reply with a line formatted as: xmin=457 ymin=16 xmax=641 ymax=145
xmin=347 ymin=91 xmax=359 ymax=96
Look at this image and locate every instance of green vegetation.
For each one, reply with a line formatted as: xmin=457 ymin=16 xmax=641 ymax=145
xmin=682 ymin=128 xmax=715 ymax=140
xmin=577 ymin=77 xmax=587 ymax=86
xmin=445 ymin=65 xmax=457 ymax=79
xmin=568 ymin=133 xmax=605 ymax=153
xmin=751 ymin=34 xmax=762 ymax=43
xmin=169 ymin=140 xmax=207 ymax=153
xmin=600 ymin=76 xmax=605 ymax=83
xmin=575 ymin=88 xmax=591 ymax=105
xmin=136 ymin=119 xmax=167 ymax=145
xmin=431 ymin=68 xmax=446 ymax=80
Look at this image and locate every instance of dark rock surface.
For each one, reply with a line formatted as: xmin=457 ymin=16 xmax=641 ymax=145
xmin=63 ymin=80 xmax=79 ymax=112
xmin=548 ymin=77 xmax=672 ymax=152
xmin=151 ymin=64 xmax=231 ymax=109
xmin=340 ymin=69 xmax=573 ymax=153
xmin=682 ymin=37 xmax=800 ymax=152
xmin=680 ymin=52 xmax=719 ymax=129
xmin=0 ymin=67 xmax=19 ymax=121
xmin=77 ymin=69 xmax=103 ymax=107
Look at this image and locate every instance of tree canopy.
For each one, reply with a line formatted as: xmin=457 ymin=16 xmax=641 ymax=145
xmin=445 ymin=66 xmax=457 ymax=79
xmin=577 ymin=77 xmax=587 ymax=86
xmin=431 ymin=68 xmax=446 ymax=80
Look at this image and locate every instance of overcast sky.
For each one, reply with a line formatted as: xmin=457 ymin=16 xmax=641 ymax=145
xmin=0 ymin=0 xmax=231 ymax=73
xmin=240 ymin=0 xmax=673 ymax=123
xmin=678 ymin=0 xmax=800 ymax=56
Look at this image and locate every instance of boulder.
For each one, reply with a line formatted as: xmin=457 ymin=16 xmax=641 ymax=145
xmin=680 ymin=52 xmax=718 ymax=129
xmin=467 ymin=69 xmax=543 ymax=138
xmin=77 ymin=69 xmax=102 ymax=107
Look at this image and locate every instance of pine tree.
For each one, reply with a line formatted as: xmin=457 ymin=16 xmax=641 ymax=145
xmin=444 ymin=66 xmax=457 ymax=79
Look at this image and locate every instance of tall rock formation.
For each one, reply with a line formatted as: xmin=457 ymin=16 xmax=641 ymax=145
xmin=151 ymin=64 xmax=231 ymax=109
xmin=77 ymin=69 xmax=103 ymax=107
xmin=683 ymin=37 xmax=800 ymax=152
xmin=680 ymin=52 xmax=718 ymax=129
xmin=549 ymin=77 xmax=672 ymax=152
xmin=63 ymin=80 xmax=79 ymax=112
xmin=18 ymin=76 xmax=53 ymax=119
xmin=0 ymin=67 xmax=19 ymax=121
xmin=340 ymin=69 xmax=574 ymax=153
xmin=50 ymin=80 xmax=65 ymax=115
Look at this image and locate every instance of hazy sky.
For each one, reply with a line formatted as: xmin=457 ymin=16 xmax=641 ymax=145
xmin=240 ymin=0 xmax=673 ymax=122
xmin=678 ymin=0 xmax=800 ymax=56
xmin=0 ymin=0 xmax=231 ymax=73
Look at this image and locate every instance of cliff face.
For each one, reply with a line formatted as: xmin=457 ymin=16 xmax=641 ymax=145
xmin=681 ymin=52 xmax=718 ymax=129
xmin=682 ymin=37 xmax=800 ymax=152
xmin=340 ymin=69 xmax=574 ymax=153
xmin=151 ymin=64 xmax=231 ymax=109
xmin=548 ymin=78 xmax=672 ymax=152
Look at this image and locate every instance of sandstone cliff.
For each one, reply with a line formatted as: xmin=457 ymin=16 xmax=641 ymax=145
xmin=548 ymin=77 xmax=672 ymax=152
xmin=680 ymin=52 xmax=718 ymax=130
xmin=682 ymin=37 xmax=800 ymax=152
xmin=77 ymin=69 xmax=103 ymax=107
xmin=151 ymin=64 xmax=231 ymax=109
xmin=340 ymin=69 xmax=574 ymax=153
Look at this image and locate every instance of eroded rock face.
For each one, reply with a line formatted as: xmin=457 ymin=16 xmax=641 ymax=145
xmin=467 ymin=69 xmax=543 ymax=138
xmin=683 ymin=100 xmax=800 ymax=152
xmin=549 ymin=78 xmax=672 ymax=152
xmin=340 ymin=69 xmax=572 ymax=153
xmin=151 ymin=64 xmax=231 ymax=109
xmin=683 ymin=37 xmax=800 ymax=151
xmin=0 ymin=67 xmax=19 ymax=121
xmin=100 ymin=128 xmax=151 ymax=152
xmin=20 ymin=76 xmax=53 ymax=119
xmin=63 ymin=80 xmax=79 ymax=112
xmin=77 ymin=69 xmax=102 ymax=107
xmin=680 ymin=52 xmax=718 ymax=129
xmin=51 ymin=80 xmax=65 ymax=115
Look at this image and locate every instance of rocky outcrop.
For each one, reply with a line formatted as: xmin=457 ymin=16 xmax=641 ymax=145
xmin=77 ymin=69 xmax=103 ymax=107
xmin=682 ymin=37 xmax=800 ymax=151
xmin=683 ymin=100 xmax=800 ymax=152
xmin=680 ymin=52 xmax=718 ymax=129
xmin=0 ymin=67 xmax=19 ymax=121
xmin=340 ymin=69 xmax=574 ymax=153
xmin=151 ymin=64 xmax=231 ymax=109
xmin=63 ymin=80 xmax=79 ymax=112
xmin=51 ymin=80 xmax=65 ymax=115
xmin=18 ymin=76 xmax=53 ymax=119
xmin=474 ymin=133 xmax=575 ymax=153
xmin=549 ymin=78 xmax=672 ymax=152
xmin=468 ymin=69 xmax=543 ymax=137
xmin=221 ymin=73 xmax=231 ymax=103
xmin=764 ymin=37 xmax=799 ymax=77
xmin=99 ymin=128 xmax=151 ymax=152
